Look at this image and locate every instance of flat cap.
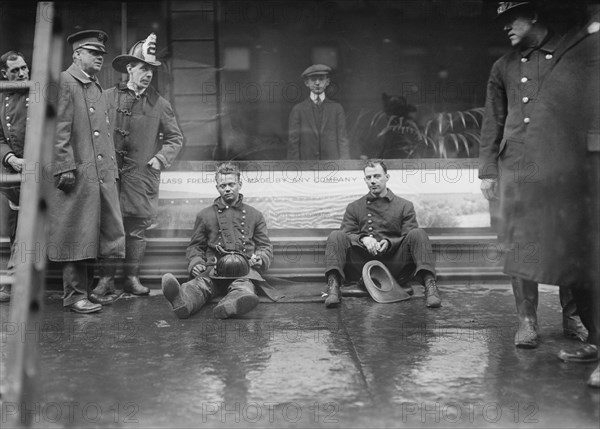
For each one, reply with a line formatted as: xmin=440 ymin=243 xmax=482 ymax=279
xmin=301 ymin=64 xmax=331 ymax=78
xmin=67 ymin=30 xmax=108 ymax=54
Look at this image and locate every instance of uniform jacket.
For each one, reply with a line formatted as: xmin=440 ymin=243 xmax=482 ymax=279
xmin=48 ymin=63 xmax=125 ymax=261
xmin=186 ymin=195 xmax=282 ymax=300
xmin=478 ymin=32 xmax=561 ymax=240
xmin=288 ymin=97 xmax=350 ymax=160
xmin=340 ymin=189 xmax=419 ymax=253
xmin=0 ymin=89 xmax=28 ymax=204
xmin=105 ymin=83 xmax=183 ymax=218
xmin=505 ymin=13 xmax=600 ymax=287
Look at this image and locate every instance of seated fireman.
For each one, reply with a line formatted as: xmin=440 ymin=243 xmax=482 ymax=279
xmin=161 ymin=162 xmax=282 ymax=319
xmin=323 ymin=159 xmax=441 ymax=308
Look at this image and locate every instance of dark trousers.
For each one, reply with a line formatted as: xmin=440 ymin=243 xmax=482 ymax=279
xmin=1 ymin=186 xmax=20 ymax=271
xmin=325 ymin=228 xmax=436 ymax=284
xmin=62 ymin=260 xmax=92 ymax=306
xmin=177 ymin=276 xmax=257 ymax=317
xmin=123 ymin=216 xmax=151 ymax=274
xmin=571 ymin=286 xmax=600 ymax=346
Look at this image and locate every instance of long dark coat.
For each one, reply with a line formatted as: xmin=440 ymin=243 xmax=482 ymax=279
xmin=479 ymin=34 xmax=561 ymax=242
xmin=504 ymin=14 xmax=600 ymax=287
xmin=105 ymin=83 xmax=183 ymax=218
xmin=48 ymin=64 xmax=125 ymax=261
xmin=287 ymin=98 xmax=350 ymax=160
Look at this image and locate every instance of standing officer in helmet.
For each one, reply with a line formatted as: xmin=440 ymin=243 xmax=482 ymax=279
xmin=161 ymin=162 xmax=282 ymax=319
xmin=93 ymin=33 xmax=182 ymax=302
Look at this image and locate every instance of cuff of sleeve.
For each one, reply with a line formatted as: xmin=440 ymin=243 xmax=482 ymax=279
xmin=54 ymin=163 xmax=77 ymax=176
xmin=2 ymin=152 xmax=15 ymax=167
xmin=155 ymin=154 xmax=168 ymax=169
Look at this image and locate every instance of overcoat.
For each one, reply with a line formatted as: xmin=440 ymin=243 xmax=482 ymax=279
xmin=479 ymin=33 xmax=561 ymax=242
xmin=48 ymin=64 xmax=125 ymax=261
xmin=287 ymin=98 xmax=350 ymax=160
xmin=505 ymin=14 xmax=600 ymax=287
xmin=105 ymin=83 xmax=183 ymax=218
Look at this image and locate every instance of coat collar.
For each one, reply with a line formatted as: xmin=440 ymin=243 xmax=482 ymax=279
xmin=553 ymin=9 xmax=600 ymax=61
xmin=67 ymin=63 xmax=102 ymax=88
xmin=116 ymin=81 xmax=158 ymax=105
xmin=213 ymin=193 xmax=245 ymax=210
xmin=366 ymin=188 xmax=395 ymax=202
xmin=519 ymin=31 xmax=561 ymax=58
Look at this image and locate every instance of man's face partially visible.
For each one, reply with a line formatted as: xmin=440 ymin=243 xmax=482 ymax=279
xmin=502 ymin=13 xmax=536 ymax=47
xmin=75 ymin=48 xmax=104 ymax=75
xmin=305 ymin=74 xmax=330 ymax=95
xmin=216 ymin=173 xmax=242 ymax=205
xmin=2 ymin=56 xmax=29 ymax=81
xmin=364 ymin=164 xmax=389 ymax=197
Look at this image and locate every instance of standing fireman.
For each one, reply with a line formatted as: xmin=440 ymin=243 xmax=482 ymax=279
xmin=0 ymin=51 xmax=30 ymax=302
xmin=95 ymin=33 xmax=182 ymax=300
xmin=48 ymin=30 xmax=125 ymax=313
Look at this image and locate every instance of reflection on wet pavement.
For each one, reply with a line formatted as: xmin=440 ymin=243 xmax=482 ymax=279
xmin=0 ymin=282 xmax=598 ymax=428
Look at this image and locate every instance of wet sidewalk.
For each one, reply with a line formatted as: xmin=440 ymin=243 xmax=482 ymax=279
xmin=1 ymin=281 xmax=599 ymax=428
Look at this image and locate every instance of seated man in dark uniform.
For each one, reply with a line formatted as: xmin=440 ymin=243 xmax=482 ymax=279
xmin=161 ymin=162 xmax=281 ymax=319
xmin=323 ymin=159 xmax=441 ymax=309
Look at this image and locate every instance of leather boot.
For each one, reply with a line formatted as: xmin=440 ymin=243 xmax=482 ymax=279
xmin=512 ymin=277 xmax=539 ymax=348
xmin=324 ymin=271 xmax=341 ymax=308
xmin=123 ymin=241 xmax=150 ymax=296
xmin=560 ymin=286 xmax=588 ymax=342
xmin=89 ymin=259 xmax=121 ymax=305
xmin=162 ymin=275 xmax=212 ymax=319
xmin=213 ymin=290 xmax=259 ymax=319
xmin=424 ymin=277 xmax=441 ymax=308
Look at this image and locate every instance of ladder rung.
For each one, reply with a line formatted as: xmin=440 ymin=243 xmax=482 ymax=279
xmin=0 ymin=81 xmax=34 ymax=91
xmin=0 ymin=174 xmax=21 ymax=185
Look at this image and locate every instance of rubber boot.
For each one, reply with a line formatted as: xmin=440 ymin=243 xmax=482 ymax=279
xmin=512 ymin=277 xmax=539 ymax=348
xmin=324 ymin=271 xmax=341 ymax=308
xmin=560 ymin=286 xmax=588 ymax=342
xmin=123 ymin=241 xmax=149 ymax=296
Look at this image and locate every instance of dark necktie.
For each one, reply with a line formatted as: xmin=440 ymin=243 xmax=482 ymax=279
xmin=315 ymin=97 xmax=322 ymax=107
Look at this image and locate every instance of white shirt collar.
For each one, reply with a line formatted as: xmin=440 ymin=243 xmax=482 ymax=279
xmin=310 ymin=92 xmax=325 ymax=103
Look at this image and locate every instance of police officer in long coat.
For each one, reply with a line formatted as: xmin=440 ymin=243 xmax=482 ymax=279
xmin=94 ymin=33 xmax=182 ymax=299
xmin=506 ymin=3 xmax=600 ymax=387
xmin=48 ymin=30 xmax=125 ymax=313
xmin=479 ymin=2 xmax=585 ymax=348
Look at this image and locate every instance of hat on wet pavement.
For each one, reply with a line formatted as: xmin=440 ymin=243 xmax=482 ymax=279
xmin=301 ymin=64 xmax=332 ymax=79
xmin=361 ymin=260 xmax=411 ymax=303
xmin=112 ymin=32 xmax=161 ymax=73
xmin=67 ymin=30 xmax=108 ymax=54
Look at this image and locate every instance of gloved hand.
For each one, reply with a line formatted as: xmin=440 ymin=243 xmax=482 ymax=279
xmin=57 ymin=171 xmax=76 ymax=192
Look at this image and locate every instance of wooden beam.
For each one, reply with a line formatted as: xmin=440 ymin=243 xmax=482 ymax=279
xmin=3 ymin=2 xmax=61 ymax=427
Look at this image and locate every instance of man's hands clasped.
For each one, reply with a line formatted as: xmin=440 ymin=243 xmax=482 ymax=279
xmin=361 ymin=236 xmax=390 ymax=256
